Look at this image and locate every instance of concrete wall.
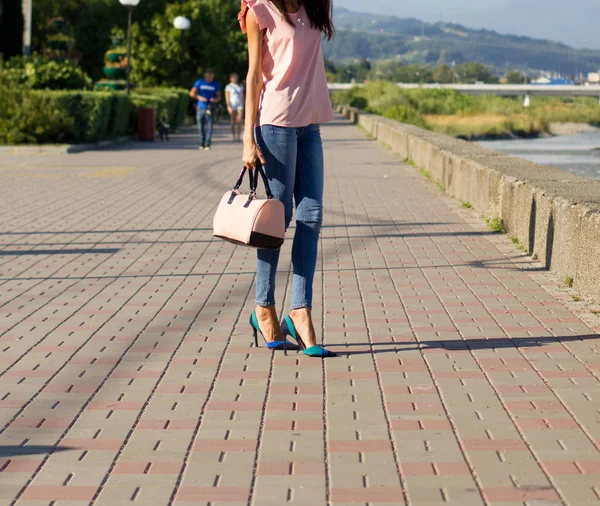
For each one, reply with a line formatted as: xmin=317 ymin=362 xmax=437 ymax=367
xmin=340 ymin=106 xmax=600 ymax=301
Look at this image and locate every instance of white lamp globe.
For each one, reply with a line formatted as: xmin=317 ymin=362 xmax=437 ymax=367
xmin=119 ymin=0 xmax=140 ymax=6
xmin=174 ymin=16 xmax=191 ymax=30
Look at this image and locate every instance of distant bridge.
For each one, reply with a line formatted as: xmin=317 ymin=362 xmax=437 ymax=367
xmin=328 ymin=83 xmax=600 ymax=100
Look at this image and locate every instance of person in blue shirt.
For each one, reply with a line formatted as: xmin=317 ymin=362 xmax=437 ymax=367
xmin=189 ymin=69 xmax=221 ymax=150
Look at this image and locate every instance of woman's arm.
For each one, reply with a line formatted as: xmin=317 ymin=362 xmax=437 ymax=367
xmin=242 ymin=8 xmax=266 ymax=169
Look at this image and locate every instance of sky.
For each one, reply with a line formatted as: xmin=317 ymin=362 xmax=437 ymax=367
xmin=335 ymin=0 xmax=600 ymax=49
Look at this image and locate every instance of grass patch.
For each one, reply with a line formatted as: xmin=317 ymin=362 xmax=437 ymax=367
xmin=572 ymin=296 xmax=581 ymax=302
xmin=358 ymin=124 xmax=376 ymax=139
xmin=564 ymin=276 xmax=574 ymax=288
xmin=486 ymin=217 xmax=504 ymax=233
xmin=426 ymin=113 xmax=548 ymax=139
xmin=418 ymin=168 xmax=431 ymax=179
xmin=510 ymin=236 xmax=528 ymax=253
xmin=462 ymin=201 xmax=472 ymax=209
xmin=407 ymin=158 xmax=445 ymax=191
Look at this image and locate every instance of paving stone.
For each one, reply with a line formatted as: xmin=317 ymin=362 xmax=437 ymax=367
xmin=0 ymin=121 xmax=598 ymax=505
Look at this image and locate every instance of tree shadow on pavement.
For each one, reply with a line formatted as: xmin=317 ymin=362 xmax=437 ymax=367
xmin=98 ymin=125 xmax=234 ymax=152
xmin=0 ymin=445 xmax=73 ymax=457
xmin=0 ymin=248 xmax=120 ymax=256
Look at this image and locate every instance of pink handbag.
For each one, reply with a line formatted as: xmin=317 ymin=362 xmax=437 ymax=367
xmin=213 ymin=164 xmax=285 ymax=249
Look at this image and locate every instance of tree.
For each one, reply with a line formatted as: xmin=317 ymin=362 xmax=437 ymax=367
xmin=367 ymin=60 xmax=433 ymax=83
xmin=432 ymin=64 xmax=454 ymax=84
xmin=25 ymin=0 xmax=247 ymax=86
xmin=505 ymin=71 xmax=529 ymax=84
xmin=455 ymin=62 xmax=498 ymax=84
xmin=130 ymin=0 xmax=247 ymax=88
xmin=0 ymin=0 xmax=25 ymax=60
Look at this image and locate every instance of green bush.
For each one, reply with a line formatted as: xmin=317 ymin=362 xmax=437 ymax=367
xmin=384 ymin=104 xmax=429 ymax=129
xmin=0 ymin=84 xmax=187 ymax=145
xmin=136 ymin=88 xmax=179 ymax=125
xmin=153 ymin=88 xmax=188 ymax=129
xmin=332 ymin=82 xmax=600 ymax=138
xmin=0 ymin=90 xmax=114 ymax=145
xmin=171 ymin=89 xmax=191 ymax=130
xmin=0 ymin=89 xmax=75 ymax=144
xmin=331 ymin=82 xmax=429 ymax=129
xmin=105 ymin=92 xmax=132 ymax=138
xmin=128 ymin=93 xmax=161 ymax=136
xmin=129 ymin=88 xmax=188 ymax=134
xmin=1 ymin=55 xmax=93 ymax=90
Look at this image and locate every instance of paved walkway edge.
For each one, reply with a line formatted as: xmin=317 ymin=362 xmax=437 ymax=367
xmin=340 ymin=105 xmax=600 ymax=303
xmin=0 ymin=136 xmax=131 ymax=156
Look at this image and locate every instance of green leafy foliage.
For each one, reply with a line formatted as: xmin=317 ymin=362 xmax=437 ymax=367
xmin=0 ymin=91 xmax=112 ymax=144
xmin=1 ymin=55 xmax=93 ymax=90
xmin=453 ymin=62 xmax=499 ymax=84
xmin=486 ymin=217 xmax=504 ymax=233
xmin=105 ymin=92 xmax=133 ymax=138
xmin=505 ymin=71 xmax=530 ymax=84
xmin=332 ymin=82 xmax=600 ymax=138
xmin=0 ymin=86 xmax=185 ymax=145
xmin=331 ymin=82 xmax=432 ymax=128
xmin=327 ymin=59 xmax=500 ymax=85
xmin=432 ymin=64 xmax=455 ymax=84
xmin=126 ymin=88 xmax=188 ymax=136
xmin=29 ymin=0 xmax=247 ymax=87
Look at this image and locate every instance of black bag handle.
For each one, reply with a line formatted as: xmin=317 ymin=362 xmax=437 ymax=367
xmin=252 ymin=162 xmax=274 ymax=199
xmin=229 ymin=163 xmax=274 ymax=205
xmin=232 ymin=166 xmax=254 ymax=192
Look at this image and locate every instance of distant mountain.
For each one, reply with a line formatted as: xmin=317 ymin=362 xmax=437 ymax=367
xmin=335 ymin=0 xmax=600 ymax=50
xmin=324 ymin=8 xmax=600 ymax=74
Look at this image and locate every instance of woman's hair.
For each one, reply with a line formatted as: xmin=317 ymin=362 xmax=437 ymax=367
xmin=269 ymin=0 xmax=334 ymax=40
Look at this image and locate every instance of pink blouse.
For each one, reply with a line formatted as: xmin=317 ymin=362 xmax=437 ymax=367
xmin=239 ymin=0 xmax=334 ymax=128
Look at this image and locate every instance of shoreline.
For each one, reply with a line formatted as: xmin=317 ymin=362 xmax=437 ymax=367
xmin=460 ymin=122 xmax=600 ymax=142
xmin=548 ymin=122 xmax=600 ymax=136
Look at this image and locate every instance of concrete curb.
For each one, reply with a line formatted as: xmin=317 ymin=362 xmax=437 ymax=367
xmin=339 ymin=106 xmax=600 ymax=302
xmin=0 ymin=136 xmax=131 ymax=156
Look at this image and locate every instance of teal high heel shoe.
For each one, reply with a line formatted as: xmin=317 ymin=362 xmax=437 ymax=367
xmin=281 ymin=315 xmax=337 ymax=358
xmin=249 ymin=311 xmax=297 ymax=355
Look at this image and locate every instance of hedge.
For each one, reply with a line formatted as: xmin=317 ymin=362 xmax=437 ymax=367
xmin=0 ymin=87 xmax=188 ymax=145
xmin=106 ymin=92 xmax=132 ymax=138
xmin=0 ymin=90 xmax=113 ymax=144
xmin=135 ymin=88 xmax=189 ymax=127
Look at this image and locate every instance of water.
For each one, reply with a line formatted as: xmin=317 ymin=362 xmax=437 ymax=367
xmin=478 ymin=131 xmax=600 ymax=180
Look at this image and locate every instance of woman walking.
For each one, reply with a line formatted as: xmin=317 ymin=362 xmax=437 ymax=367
xmin=239 ymin=0 xmax=336 ymax=357
xmin=225 ymin=73 xmax=245 ymax=142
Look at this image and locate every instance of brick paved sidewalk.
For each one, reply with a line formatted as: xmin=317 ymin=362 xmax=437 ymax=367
xmin=0 ymin=120 xmax=599 ymax=506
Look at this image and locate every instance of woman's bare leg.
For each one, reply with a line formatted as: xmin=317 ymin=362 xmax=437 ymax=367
xmin=230 ymin=110 xmax=238 ymax=140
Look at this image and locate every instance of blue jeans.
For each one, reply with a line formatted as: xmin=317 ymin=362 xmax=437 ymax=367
xmin=197 ymin=107 xmax=213 ymax=146
xmin=255 ymin=124 xmax=324 ymax=310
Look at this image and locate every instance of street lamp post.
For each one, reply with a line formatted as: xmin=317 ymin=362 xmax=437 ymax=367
xmin=119 ymin=0 xmax=140 ymax=95
xmin=22 ymin=0 xmax=33 ymax=56
xmin=173 ymin=16 xmax=191 ymax=88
